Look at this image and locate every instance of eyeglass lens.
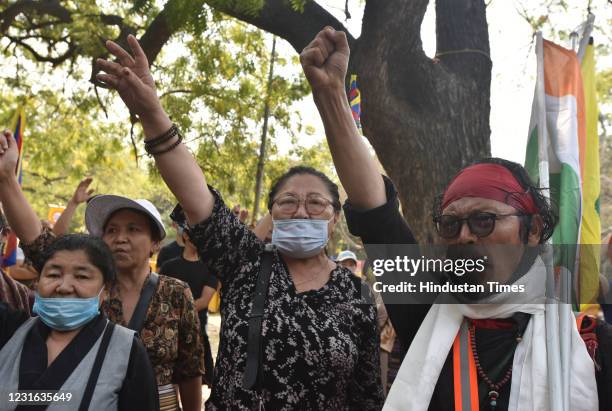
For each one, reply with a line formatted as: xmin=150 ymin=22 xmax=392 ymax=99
xmin=275 ymin=195 xmax=330 ymax=215
xmin=436 ymin=213 xmax=496 ymax=239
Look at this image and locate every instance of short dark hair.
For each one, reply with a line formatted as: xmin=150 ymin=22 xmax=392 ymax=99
xmin=42 ymin=234 xmax=117 ymax=283
xmin=267 ymin=166 xmax=341 ymax=212
xmin=432 ymin=157 xmax=558 ymax=243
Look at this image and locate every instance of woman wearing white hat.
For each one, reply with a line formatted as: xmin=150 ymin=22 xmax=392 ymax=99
xmin=83 ymin=195 xmax=205 ymax=411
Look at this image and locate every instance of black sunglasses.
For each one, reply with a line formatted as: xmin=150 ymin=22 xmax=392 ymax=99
xmin=433 ymin=212 xmax=525 ymax=239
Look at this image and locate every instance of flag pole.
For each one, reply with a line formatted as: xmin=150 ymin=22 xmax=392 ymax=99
xmin=561 ymin=13 xmax=598 ymax=409
xmin=576 ymin=13 xmax=595 ymax=64
xmin=559 ymin=14 xmax=597 ymax=409
xmin=535 ymin=32 xmax=564 ymax=411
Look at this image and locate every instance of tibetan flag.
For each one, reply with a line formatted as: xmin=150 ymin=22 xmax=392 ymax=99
xmin=2 ymin=107 xmax=26 ymax=268
xmin=578 ymin=38 xmax=601 ymax=305
xmin=348 ymin=74 xmax=361 ymax=129
xmin=524 ymin=39 xmax=585 ymax=306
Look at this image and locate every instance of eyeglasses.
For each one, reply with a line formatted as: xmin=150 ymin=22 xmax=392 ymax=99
xmin=272 ymin=194 xmax=334 ymax=216
xmin=433 ymin=212 xmax=525 ymax=239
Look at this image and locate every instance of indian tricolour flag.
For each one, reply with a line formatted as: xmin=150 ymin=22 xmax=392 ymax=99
xmin=524 ymin=38 xmax=586 ymax=305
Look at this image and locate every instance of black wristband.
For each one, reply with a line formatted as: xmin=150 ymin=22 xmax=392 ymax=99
xmin=144 ymin=124 xmax=178 ymax=150
xmin=146 ymin=131 xmax=183 ymax=156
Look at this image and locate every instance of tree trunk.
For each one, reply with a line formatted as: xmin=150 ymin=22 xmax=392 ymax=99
xmin=354 ymin=0 xmax=491 ymax=242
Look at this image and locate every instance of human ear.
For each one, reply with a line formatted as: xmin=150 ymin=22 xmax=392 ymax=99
xmin=527 ymin=215 xmax=543 ymax=246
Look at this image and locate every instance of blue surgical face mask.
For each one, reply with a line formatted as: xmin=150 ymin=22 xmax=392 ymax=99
xmin=33 ymin=288 xmax=104 ymax=331
xmin=271 ymin=217 xmax=333 ymax=259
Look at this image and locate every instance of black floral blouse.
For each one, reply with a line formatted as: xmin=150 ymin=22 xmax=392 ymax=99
xmin=189 ymin=188 xmax=384 ymax=410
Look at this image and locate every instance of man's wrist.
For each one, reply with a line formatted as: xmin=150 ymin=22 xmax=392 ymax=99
xmin=312 ymin=85 xmax=355 ymax=128
xmin=312 ymin=85 xmax=347 ymax=104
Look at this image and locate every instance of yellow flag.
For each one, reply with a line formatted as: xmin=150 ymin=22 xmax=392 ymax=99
xmin=579 ymin=40 xmax=601 ymax=306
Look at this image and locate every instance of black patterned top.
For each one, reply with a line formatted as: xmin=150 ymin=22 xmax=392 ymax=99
xmin=190 ymin=188 xmax=384 ymax=410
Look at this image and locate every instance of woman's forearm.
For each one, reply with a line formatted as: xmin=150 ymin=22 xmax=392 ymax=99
xmin=52 ymin=200 xmax=78 ymax=236
xmin=0 ymin=176 xmax=42 ymax=243
xmin=141 ymin=110 xmax=214 ymax=226
xmin=194 ymin=286 xmax=216 ymax=312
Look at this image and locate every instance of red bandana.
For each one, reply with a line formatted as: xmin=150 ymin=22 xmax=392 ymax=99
xmin=441 ymin=163 xmax=538 ymax=214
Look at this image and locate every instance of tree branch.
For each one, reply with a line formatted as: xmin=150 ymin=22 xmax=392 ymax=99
xmin=159 ymin=89 xmax=194 ymax=98
xmin=6 ymin=35 xmax=76 ymax=65
xmin=435 ymin=0 xmax=491 ymax=82
xmin=93 ymin=82 xmax=109 ymax=118
xmin=209 ymin=0 xmax=355 ymax=53
xmin=357 ymin=0 xmax=461 ymax=115
xmin=357 ymin=0 xmax=437 ymax=123
xmin=0 ymin=0 xmax=72 ymax=33
xmin=99 ymin=13 xmax=137 ymax=43
xmin=89 ymin=0 xmax=352 ymax=95
xmin=138 ymin=0 xmax=182 ymax=65
xmin=344 ymin=0 xmax=351 ymax=20
xmin=88 ymin=0 xmax=179 ymax=84
xmin=27 ymin=171 xmax=67 ymax=185
xmin=130 ymin=121 xmax=140 ymax=167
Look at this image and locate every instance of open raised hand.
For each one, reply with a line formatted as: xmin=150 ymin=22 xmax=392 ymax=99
xmin=300 ymin=27 xmax=350 ymax=93
xmin=70 ymin=177 xmax=95 ymax=205
xmin=96 ymin=35 xmax=162 ymax=120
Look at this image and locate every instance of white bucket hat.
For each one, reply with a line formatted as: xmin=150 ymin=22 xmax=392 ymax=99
xmin=85 ymin=195 xmax=166 ymax=240
xmin=336 ymin=250 xmax=357 ymax=263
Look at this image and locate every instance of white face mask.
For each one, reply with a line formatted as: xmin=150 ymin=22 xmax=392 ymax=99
xmin=271 ymin=217 xmax=333 ymax=259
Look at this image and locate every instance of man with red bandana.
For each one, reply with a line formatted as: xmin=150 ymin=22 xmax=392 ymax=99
xmin=300 ymin=27 xmax=612 ymax=411
xmin=346 ymin=159 xmax=611 ymax=411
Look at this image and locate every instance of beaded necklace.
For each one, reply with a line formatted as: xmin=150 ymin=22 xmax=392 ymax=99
xmin=468 ymin=321 xmax=519 ymax=410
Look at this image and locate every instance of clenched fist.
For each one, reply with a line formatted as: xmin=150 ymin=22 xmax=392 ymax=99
xmin=300 ymin=27 xmax=350 ymax=93
xmin=0 ymin=130 xmax=19 ymax=183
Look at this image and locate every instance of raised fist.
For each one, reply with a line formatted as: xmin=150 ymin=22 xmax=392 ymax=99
xmin=300 ymin=27 xmax=350 ymax=93
xmin=0 ymin=129 xmax=19 ymax=183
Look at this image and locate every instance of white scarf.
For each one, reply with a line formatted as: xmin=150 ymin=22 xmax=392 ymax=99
xmin=383 ymin=257 xmax=598 ymax=411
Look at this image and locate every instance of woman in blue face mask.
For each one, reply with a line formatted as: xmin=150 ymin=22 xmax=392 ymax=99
xmin=0 ymin=234 xmax=159 ymax=411
xmin=86 ymin=32 xmax=385 ymax=409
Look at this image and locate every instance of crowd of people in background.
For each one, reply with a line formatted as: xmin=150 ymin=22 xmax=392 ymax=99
xmin=0 ymin=26 xmax=611 ymax=411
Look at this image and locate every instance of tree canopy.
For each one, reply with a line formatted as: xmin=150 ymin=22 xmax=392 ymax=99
xmin=1 ymin=0 xmax=610 ymax=243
